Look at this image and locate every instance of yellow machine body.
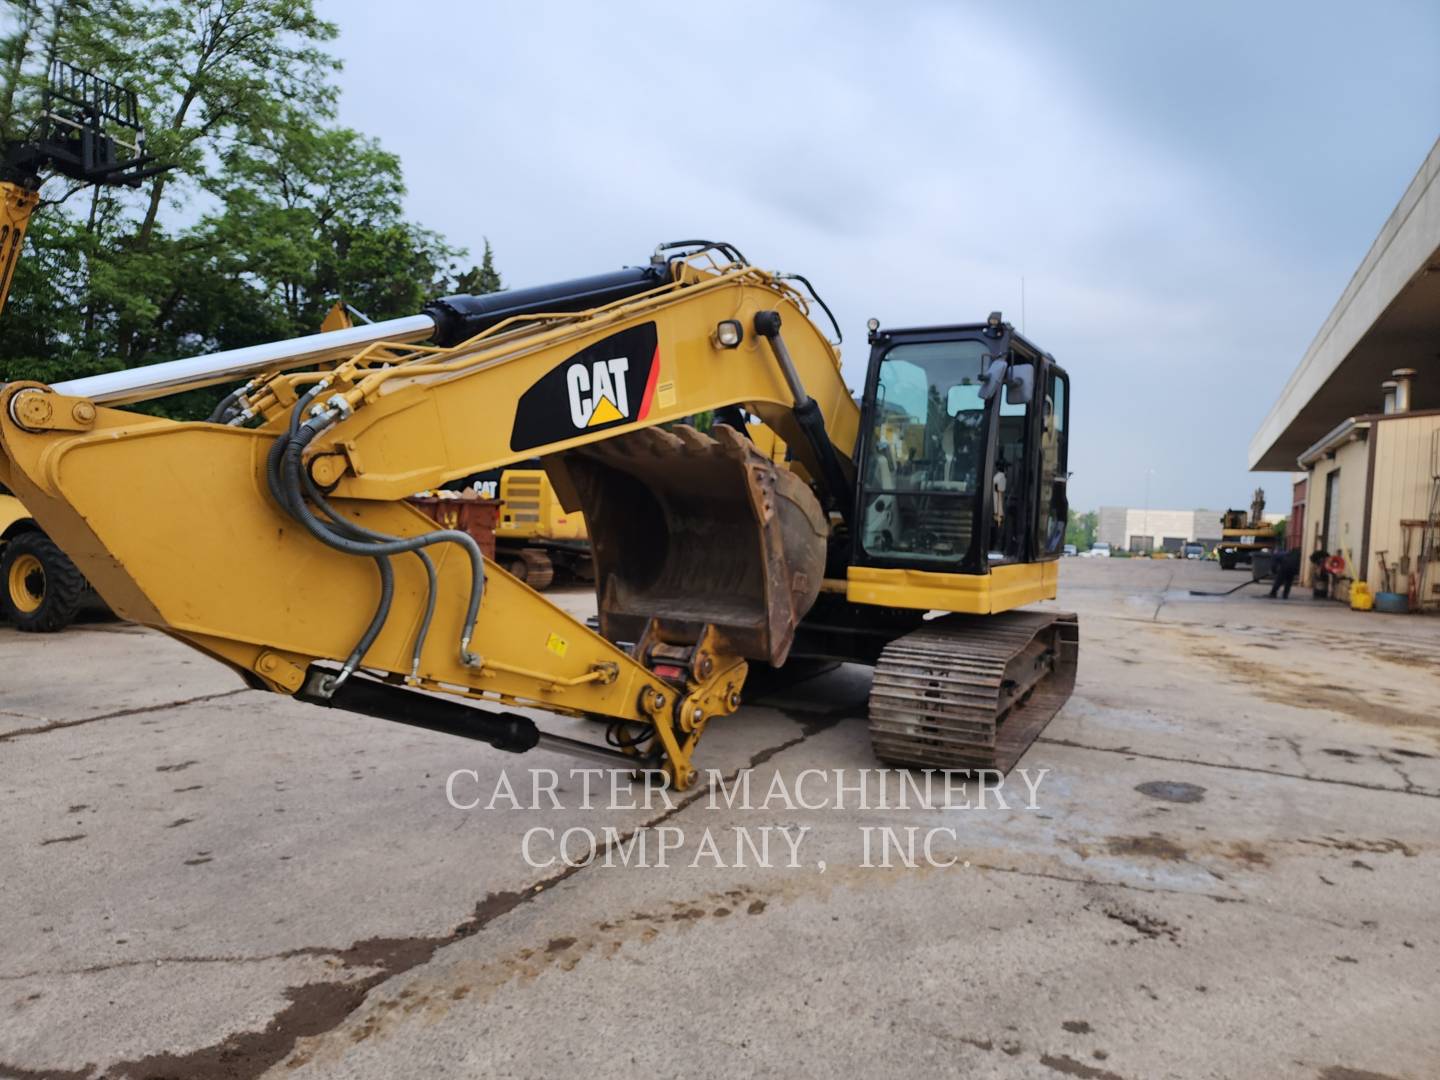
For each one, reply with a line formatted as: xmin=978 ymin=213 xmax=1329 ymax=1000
xmin=0 ymin=492 xmax=30 ymax=537
xmin=0 ymin=182 xmax=40 ymax=318
xmin=846 ymin=562 xmax=1057 ymax=613
xmin=498 ymin=469 xmax=587 ymax=543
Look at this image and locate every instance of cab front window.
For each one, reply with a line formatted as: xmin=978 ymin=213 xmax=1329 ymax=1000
xmin=861 ymin=340 xmax=993 ymax=566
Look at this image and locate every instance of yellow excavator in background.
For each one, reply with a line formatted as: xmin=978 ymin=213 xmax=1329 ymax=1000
xmin=0 ymin=240 xmax=1076 ymax=788
xmin=493 ymin=467 xmax=590 ymax=589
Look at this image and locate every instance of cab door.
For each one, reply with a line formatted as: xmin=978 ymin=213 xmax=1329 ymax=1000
xmin=1034 ymin=363 xmax=1070 ymax=559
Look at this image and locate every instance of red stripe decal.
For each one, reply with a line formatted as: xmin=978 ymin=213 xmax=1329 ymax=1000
xmin=637 ymin=343 xmax=661 ymax=419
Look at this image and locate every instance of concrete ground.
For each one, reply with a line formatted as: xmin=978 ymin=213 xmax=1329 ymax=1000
xmin=1 ymin=558 xmax=1437 ymax=1080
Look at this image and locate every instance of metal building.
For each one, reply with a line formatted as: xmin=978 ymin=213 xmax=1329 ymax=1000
xmin=1250 ymin=137 xmax=1440 ymax=609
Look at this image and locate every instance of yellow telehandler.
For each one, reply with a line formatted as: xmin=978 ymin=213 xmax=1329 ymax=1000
xmin=2 ymin=63 xmax=162 ymax=631
xmin=0 ymin=487 xmax=91 ymax=631
xmin=0 ymin=241 xmax=1076 ymax=788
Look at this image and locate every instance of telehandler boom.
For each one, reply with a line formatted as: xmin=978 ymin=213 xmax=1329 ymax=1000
xmin=0 ymin=242 xmax=1076 ymax=787
xmin=1 ymin=62 xmax=163 ymax=631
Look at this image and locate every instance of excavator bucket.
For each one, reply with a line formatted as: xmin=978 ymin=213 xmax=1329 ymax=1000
xmin=561 ymin=423 xmax=827 ymax=666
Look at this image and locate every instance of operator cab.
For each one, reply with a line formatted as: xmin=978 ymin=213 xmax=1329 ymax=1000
xmin=853 ymin=314 xmax=1069 ymax=575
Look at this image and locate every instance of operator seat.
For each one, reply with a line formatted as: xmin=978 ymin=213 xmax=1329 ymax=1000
xmin=864 ymin=438 xmax=900 ymax=550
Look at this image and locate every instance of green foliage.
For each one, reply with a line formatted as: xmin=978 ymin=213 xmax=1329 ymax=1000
xmin=1065 ymin=508 xmax=1098 ymax=550
xmin=454 ymin=238 xmax=503 ymax=296
xmin=0 ymin=0 xmax=488 ymax=419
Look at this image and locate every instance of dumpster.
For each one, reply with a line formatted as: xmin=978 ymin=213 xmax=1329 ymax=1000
xmin=407 ymin=491 xmax=500 ymax=561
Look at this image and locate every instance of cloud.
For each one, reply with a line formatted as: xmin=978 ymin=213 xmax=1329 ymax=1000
xmin=322 ymin=0 xmax=1439 ymax=510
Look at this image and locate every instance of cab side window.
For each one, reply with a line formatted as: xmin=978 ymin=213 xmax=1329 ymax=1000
xmin=1037 ymin=369 xmax=1069 ymax=557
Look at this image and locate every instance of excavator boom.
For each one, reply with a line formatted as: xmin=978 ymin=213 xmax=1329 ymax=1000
xmin=1 ymin=248 xmax=856 ymax=787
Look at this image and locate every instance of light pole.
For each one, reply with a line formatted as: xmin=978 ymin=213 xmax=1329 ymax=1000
xmin=1143 ymin=468 xmax=1155 ymax=554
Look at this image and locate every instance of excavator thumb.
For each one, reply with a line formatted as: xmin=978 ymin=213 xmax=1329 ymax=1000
xmin=561 ymin=423 xmax=827 ymax=667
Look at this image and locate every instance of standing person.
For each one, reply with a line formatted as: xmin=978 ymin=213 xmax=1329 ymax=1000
xmin=1269 ymin=544 xmax=1302 ymax=599
xmin=1309 ymin=549 xmax=1330 ymax=598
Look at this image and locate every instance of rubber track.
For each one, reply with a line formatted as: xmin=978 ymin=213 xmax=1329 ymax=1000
xmin=518 ymin=548 xmax=555 ymax=591
xmin=868 ymin=610 xmax=1079 ymax=773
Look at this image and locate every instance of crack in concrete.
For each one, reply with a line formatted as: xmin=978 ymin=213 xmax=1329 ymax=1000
xmin=1037 ymin=736 xmax=1440 ymax=799
xmin=971 ymin=861 xmax=1363 ymax=933
xmin=1280 ymin=736 xmax=1305 ymax=770
xmin=970 ymin=859 xmax=1240 ymax=905
xmin=0 ymin=689 xmax=249 ymax=743
xmin=1382 ymin=758 xmax=1420 ymax=795
xmin=20 ymin=707 xmax=850 ymax=1080
xmin=0 ymin=945 xmax=353 ymax=983
xmin=1151 ymin=567 xmax=1177 ymax=621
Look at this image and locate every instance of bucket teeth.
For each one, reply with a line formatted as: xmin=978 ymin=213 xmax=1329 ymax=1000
xmin=712 ymin=424 xmax=748 ymax=453
xmin=564 ymin=423 xmax=826 ymax=666
xmin=640 ymin=426 xmax=685 ymax=455
xmin=672 ymin=424 xmax=713 ymax=452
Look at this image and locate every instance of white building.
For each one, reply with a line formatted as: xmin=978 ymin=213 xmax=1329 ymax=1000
xmin=1096 ymin=506 xmax=1281 ymax=554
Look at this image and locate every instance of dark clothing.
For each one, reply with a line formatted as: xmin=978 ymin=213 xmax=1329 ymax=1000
xmin=1269 ymin=547 xmax=1302 ymax=599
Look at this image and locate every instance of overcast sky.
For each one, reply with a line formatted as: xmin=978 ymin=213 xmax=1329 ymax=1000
xmin=322 ymin=0 xmax=1438 ymax=512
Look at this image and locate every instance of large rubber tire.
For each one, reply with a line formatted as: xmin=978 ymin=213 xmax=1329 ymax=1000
xmin=2 ymin=531 xmax=86 ymax=633
xmin=1218 ymin=551 xmax=1237 ymax=571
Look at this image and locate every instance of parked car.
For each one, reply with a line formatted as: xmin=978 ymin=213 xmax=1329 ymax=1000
xmin=1087 ymin=542 xmax=1112 ymax=558
xmin=1063 ymin=544 xmax=1078 ymax=557
xmin=1182 ymin=543 xmax=1206 ymax=560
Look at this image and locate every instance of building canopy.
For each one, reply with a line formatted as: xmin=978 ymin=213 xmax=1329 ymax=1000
xmin=1250 ymin=138 xmax=1440 ymax=471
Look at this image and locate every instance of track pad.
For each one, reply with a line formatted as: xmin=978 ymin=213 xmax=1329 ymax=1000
xmin=564 ymin=424 xmax=827 ymax=666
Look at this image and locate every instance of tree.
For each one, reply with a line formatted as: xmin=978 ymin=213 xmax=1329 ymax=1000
xmin=454 ymin=237 xmax=503 ymax=295
xmin=1065 ymin=508 xmax=1098 ymax=550
xmin=0 ymin=0 xmax=489 ymax=419
xmin=198 ymin=112 xmax=460 ymax=343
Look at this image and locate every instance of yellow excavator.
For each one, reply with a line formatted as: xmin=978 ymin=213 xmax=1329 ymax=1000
xmin=0 ymin=240 xmax=1076 ymax=788
xmin=493 ymin=467 xmax=590 ymax=589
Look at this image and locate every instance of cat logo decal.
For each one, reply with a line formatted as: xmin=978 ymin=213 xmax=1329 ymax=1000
xmin=510 ymin=322 xmax=660 ymax=452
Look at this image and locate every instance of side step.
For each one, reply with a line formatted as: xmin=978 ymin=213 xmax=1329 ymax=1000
xmin=867 ymin=611 xmax=1079 ymax=773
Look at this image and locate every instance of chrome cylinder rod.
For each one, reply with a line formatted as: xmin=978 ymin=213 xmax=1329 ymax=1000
xmin=51 ymin=314 xmax=437 ymax=406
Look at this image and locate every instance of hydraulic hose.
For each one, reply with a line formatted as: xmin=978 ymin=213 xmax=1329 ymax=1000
xmin=299 ymin=466 xmax=438 ymax=683
xmin=207 ymin=386 xmax=245 ymax=423
xmin=260 ymin=389 xmax=397 ymax=688
xmin=344 ymin=555 xmax=394 ymax=687
xmin=269 ymin=411 xmax=486 ymax=673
